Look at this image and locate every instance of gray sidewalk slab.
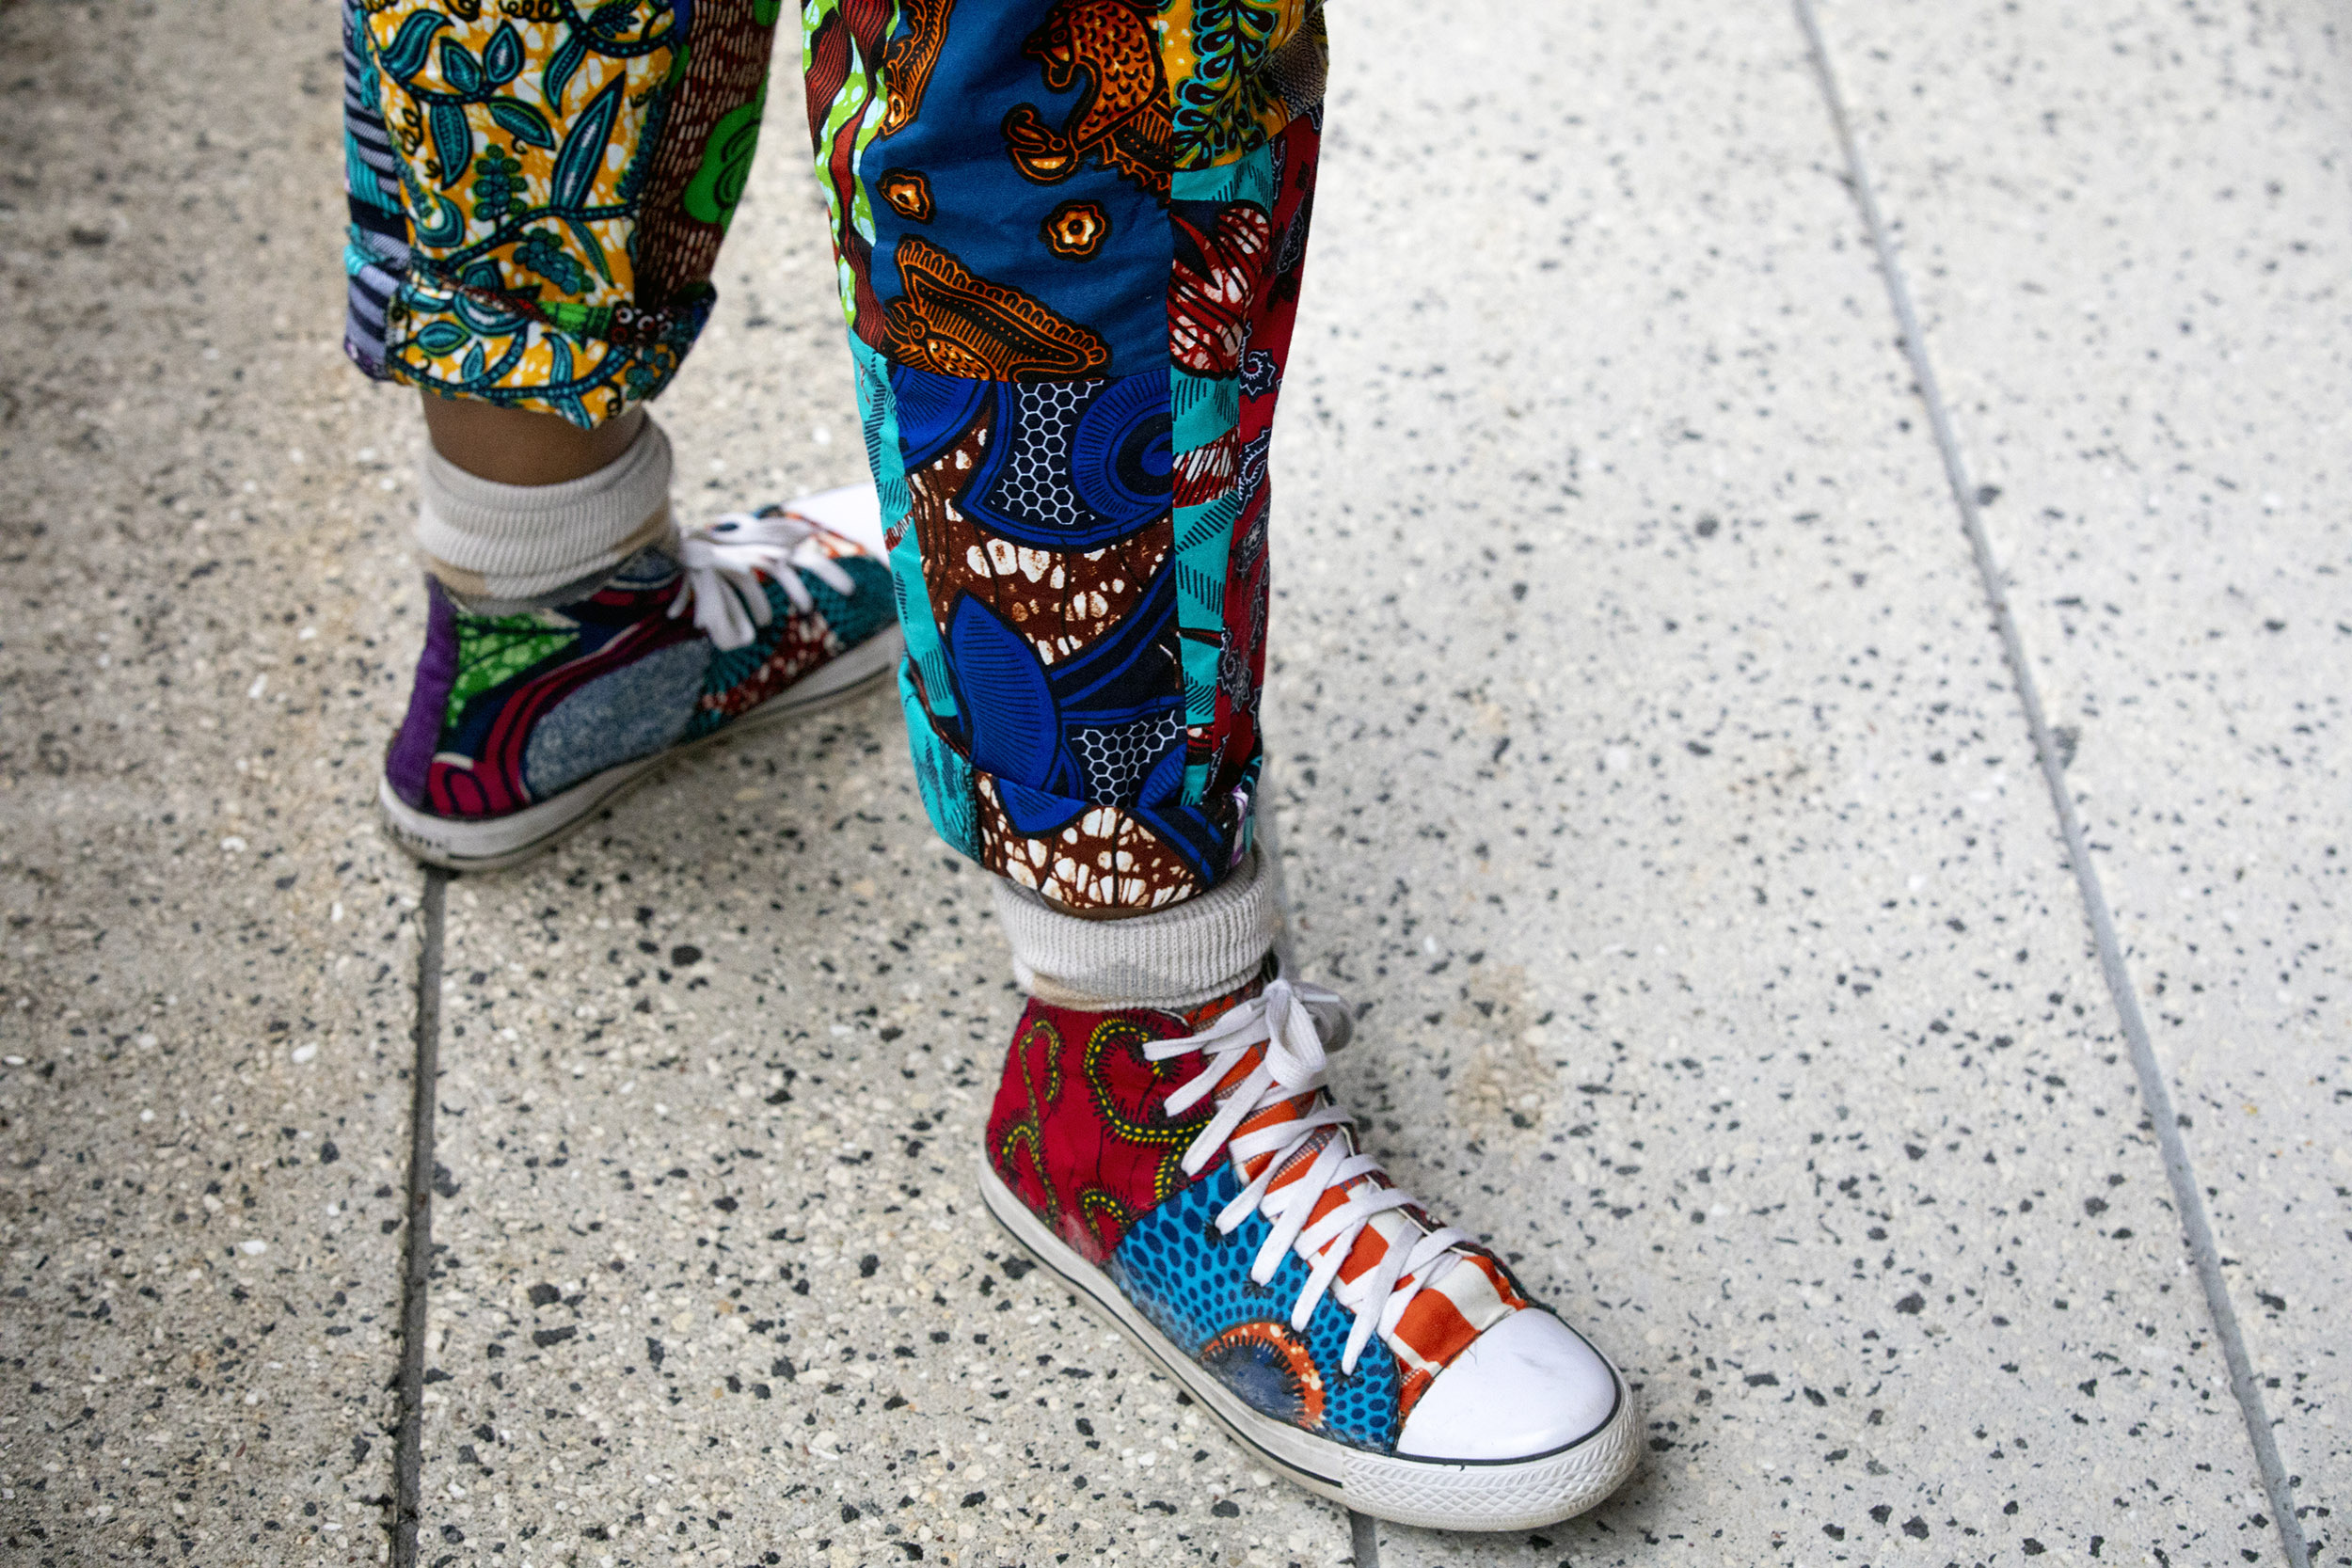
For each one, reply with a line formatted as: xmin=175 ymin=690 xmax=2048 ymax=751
xmin=1272 ymin=0 xmax=2272 ymax=1563
xmin=0 ymin=3 xmax=423 ymax=1558
xmin=1814 ymin=0 xmax=2351 ymax=1555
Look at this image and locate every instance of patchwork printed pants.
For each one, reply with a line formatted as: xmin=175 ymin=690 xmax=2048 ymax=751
xmin=343 ymin=0 xmax=1326 ymax=912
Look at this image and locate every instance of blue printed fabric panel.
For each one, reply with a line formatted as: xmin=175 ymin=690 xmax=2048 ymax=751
xmin=1111 ymin=1159 xmax=1404 ymax=1453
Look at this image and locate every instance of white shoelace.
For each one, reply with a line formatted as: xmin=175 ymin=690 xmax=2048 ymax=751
xmin=669 ymin=510 xmax=860 ymax=651
xmin=1146 ymin=979 xmax=1470 ymax=1376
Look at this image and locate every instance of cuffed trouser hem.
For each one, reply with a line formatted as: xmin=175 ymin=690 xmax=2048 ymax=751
xmin=898 ymin=661 xmax=1258 ymax=914
xmin=352 ymin=264 xmax=709 ymax=432
xmin=976 ymin=771 xmax=1256 ymax=913
xmin=338 ymin=0 xmax=779 ymax=430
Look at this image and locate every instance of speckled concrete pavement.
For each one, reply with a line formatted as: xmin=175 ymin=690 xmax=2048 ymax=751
xmin=0 ymin=3 xmax=2339 ymax=1568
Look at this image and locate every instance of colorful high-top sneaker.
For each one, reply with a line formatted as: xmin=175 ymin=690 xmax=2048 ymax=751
xmin=378 ymin=485 xmax=901 ymax=870
xmin=979 ymin=977 xmax=1638 ymax=1529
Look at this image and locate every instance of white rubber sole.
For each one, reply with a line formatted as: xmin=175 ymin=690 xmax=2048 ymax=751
xmin=377 ymin=627 xmax=901 ymax=872
xmin=975 ymin=1159 xmax=1640 ymax=1531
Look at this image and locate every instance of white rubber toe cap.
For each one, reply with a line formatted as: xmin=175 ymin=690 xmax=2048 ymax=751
xmin=1394 ymin=1309 xmax=1621 ymax=1462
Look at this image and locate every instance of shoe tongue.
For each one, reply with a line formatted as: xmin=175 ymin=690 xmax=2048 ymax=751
xmin=1198 ymin=1018 xmax=1413 ymax=1218
xmin=1221 ymin=1070 xmax=1369 ymax=1222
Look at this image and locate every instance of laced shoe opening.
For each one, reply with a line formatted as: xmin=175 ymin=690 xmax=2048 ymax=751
xmin=1145 ymin=979 xmax=1482 ymax=1377
xmin=671 ymin=507 xmax=861 ymax=650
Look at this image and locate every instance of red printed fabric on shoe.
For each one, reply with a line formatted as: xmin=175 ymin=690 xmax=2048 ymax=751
xmin=983 ymin=988 xmax=1258 ymax=1266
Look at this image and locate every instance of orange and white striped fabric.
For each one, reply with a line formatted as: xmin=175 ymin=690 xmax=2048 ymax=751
xmin=1219 ymin=1051 xmax=1531 ymax=1419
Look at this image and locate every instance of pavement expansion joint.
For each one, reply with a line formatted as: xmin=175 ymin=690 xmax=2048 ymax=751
xmin=394 ymin=867 xmax=450 ymax=1568
xmin=1792 ymin=4 xmax=2312 ymax=1563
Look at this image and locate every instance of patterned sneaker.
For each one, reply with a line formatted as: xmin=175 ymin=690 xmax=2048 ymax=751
xmin=978 ymin=977 xmax=1639 ymax=1529
xmin=378 ymin=485 xmax=902 ymax=870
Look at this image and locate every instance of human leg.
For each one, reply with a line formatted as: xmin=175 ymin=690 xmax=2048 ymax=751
xmin=342 ymin=0 xmax=901 ymax=866
xmin=804 ymin=0 xmax=1636 ymax=1526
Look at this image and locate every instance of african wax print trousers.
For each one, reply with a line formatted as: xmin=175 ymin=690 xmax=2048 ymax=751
xmin=341 ymin=0 xmax=1327 ymax=911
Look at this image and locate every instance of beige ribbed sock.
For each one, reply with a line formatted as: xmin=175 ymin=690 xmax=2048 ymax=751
xmin=992 ymin=850 xmax=1278 ymax=1011
xmin=415 ymin=418 xmax=675 ymax=605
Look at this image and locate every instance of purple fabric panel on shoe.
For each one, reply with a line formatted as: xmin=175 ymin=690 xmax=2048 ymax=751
xmin=387 ymin=580 xmax=457 ymax=806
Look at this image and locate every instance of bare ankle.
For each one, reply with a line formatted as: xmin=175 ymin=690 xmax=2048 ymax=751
xmin=420 ymin=393 xmax=646 ymax=487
